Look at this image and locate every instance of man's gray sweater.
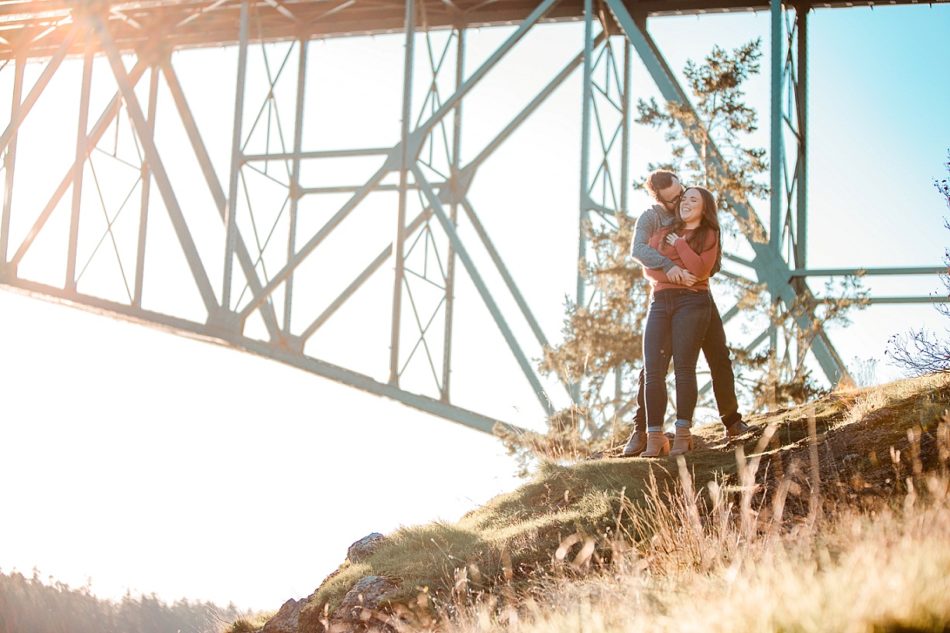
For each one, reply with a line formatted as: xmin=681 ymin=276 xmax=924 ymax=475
xmin=631 ymin=204 xmax=677 ymax=272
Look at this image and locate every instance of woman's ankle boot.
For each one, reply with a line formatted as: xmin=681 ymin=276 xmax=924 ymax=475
xmin=622 ymin=431 xmax=648 ymax=457
xmin=670 ymin=427 xmax=693 ymax=457
xmin=641 ymin=431 xmax=670 ymax=458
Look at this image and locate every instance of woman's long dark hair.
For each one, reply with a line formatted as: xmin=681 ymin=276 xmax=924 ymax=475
xmin=671 ymin=186 xmax=720 ymax=255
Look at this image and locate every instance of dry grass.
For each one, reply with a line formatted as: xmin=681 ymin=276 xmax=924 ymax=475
xmin=839 ymin=388 xmax=889 ymax=429
xmin=441 ymin=489 xmax=950 ymax=633
xmin=224 ymin=613 xmax=274 ymax=633
xmin=434 ymin=423 xmax=950 ymax=633
xmin=301 ymin=374 xmax=950 ymax=633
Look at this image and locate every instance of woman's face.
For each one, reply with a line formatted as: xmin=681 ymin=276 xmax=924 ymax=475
xmin=679 ymin=188 xmax=705 ymax=225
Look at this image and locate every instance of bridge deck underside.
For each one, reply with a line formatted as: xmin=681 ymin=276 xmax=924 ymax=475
xmin=0 ymin=0 xmax=940 ymax=58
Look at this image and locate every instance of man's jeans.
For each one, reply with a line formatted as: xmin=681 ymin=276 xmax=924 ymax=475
xmin=633 ymin=294 xmax=743 ymax=433
xmin=643 ymin=289 xmax=711 ymax=431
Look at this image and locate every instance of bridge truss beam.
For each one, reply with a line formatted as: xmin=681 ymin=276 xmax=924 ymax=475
xmin=0 ymin=0 xmax=945 ymax=436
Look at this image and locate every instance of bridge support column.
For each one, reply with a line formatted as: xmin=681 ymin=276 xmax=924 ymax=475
xmin=441 ymin=27 xmax=465 ymax=403
xmin=0 ymin=54 xmax=24 ymax=271
xmin=576 ymin=2 xmax=637 ymax=421
xmin=133 ymin=66 xmax=160 ymax=308
xmin=66 ymin=47 xmax=92 ymax=293
xmin=285 ymin=38 xmax=309 ymax=334
xmin=389 ymin=0 xmax=416 ymax=386
xmin=223 ymin=0 xmax=249 ymax=315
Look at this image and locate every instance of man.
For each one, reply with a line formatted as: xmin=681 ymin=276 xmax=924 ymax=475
xmin=622 ymin=170 xmax=750 ymax=457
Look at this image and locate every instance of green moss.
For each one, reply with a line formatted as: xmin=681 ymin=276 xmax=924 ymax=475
xmin=311 ymin=561 xmax=370 ymax=612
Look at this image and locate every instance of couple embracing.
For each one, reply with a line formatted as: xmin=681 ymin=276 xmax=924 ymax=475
xmin=622 ymin=170 xmax=750 ymax=459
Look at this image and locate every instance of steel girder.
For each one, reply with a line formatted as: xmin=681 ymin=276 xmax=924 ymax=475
xmin=0 ymin=0 xmax=584 ymax=435
xmin=4 ymin=1 xmax=949 ymax=60
xmin=575 ymin=0 xmax=636 ymax=419
xmin=0 ymin=0 xmax=946 ymax=438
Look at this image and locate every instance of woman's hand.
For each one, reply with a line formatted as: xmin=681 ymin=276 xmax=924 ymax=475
xmin=665 ymin=233 xmax=681 ymax=246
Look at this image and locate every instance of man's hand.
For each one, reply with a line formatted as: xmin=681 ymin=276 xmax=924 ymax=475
xmin=666 ymin=265 xmax=697 ymax=287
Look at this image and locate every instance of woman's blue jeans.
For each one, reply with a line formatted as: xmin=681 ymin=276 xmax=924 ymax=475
xmin=643 ymin=289 xmax=712 ymax=431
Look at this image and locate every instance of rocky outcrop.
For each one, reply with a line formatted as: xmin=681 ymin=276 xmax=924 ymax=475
xmin=296 ymin=601 xmax=326 ymax=633
xmin=346 ymin=533 xmax=387 ymax=563
xmin=329 ymin=575 xmax=399 ymax=631
xmin=262 ymin=598 xmax=305 ymax=633
xmin=259 ymin=532 xmax=399 ymax=633
xmin=332 ymin=576 xmax=398 ymax=622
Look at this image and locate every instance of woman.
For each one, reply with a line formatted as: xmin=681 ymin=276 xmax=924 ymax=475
xmin=639 ymin=186 xmax=721 ymax=457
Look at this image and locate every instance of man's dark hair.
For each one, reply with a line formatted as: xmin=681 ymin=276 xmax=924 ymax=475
xmin=644 ymin=170 xmax=678 ymax=200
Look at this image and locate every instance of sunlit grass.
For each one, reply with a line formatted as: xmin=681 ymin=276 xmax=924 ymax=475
xmin=300 ymin=373 xmax=950 ymax=633
xmin=444 ymin=486 xmax=950 ymax=633
xmin=224 ymin=612 xmax=273 ymax=633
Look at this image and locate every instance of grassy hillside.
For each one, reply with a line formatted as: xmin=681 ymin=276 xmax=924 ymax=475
xmin=295 ymin=373 xmax=950 ymax=632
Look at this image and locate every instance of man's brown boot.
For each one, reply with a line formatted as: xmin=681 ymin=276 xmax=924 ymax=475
xmin=725 ymin=420 xmax=751 ymax=439
xmin=622 ymin=431 xmax=648 ymax=457
xmin=641 ymin=431 xmax=670 ymax=458
xmin=670 ymin=427 xmax=693 ymax=457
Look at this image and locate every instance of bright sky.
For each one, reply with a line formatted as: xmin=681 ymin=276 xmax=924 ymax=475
xmin=0 ymin=3 xmax=948 ymax=612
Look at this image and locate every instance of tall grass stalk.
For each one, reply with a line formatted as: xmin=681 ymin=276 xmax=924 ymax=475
xmin=432 ymin=421 xmax=950 ymax=633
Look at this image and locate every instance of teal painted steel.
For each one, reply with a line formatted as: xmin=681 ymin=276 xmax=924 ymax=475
xmin=466 ymin=41 xmax=593 ymax=174
xmin=244 ymin=148 xmax=391 ymax=161
xmin=770 ymin=0 xmax=783 ymax=251
xmin=299 ymin=209 xmax=435 ymax=345
xmin=0 ymin=274 xmax=522 ymax=436
xmin=90 ymin=13 xmax=220 ymax=317
xmin=796 ymin=7 xmax=808 ymax=269
xmin=3 ymin=0 xmax=948 ymax=437
xmin=578 ymin=0 xmax=594 ymax=308
xmin=621 ymin=41 xmax=632 ymax=215
xmin=66 ymin=49 xmax=92 ymax=293
xmin=459 ymin=199 xmax=551 ymax=351
xmin=0 ymin=27 xmax=81 ymax=155
xmin=411 ymin=0 xmax=559 ymax=156
xmin=0 ymin=57 xmax=26 ymax=271
xmin=285 ymin=39 xmax=308 ymax=333
xmin=865 ymin=297 xmax=950 ymax=304
xmin=792 ymin=267 xmax=945 ymax=277
xmin=389 ymin=0 xmax=416 ymax=385
xmin=442 ymin=27 xmax=466 ymax=403
xmin=7 ymin=0 xmax=949 ymax=61
xmin=0 ymin=56 xmax=23 ymax=270
xmin=239 ymin=0 xmax=557 ymax=326
xmin=236 ymin=162 xmax=391 ymax=323
xmin=414 ymin=167 xmax=556 ymax=418
xmin=133 ymin=66 xmax=159 ymax=308
xmin=9 ymin=59 xmax=149 ymax=272
xmin=160 ymin=59 xmax=282 ymax=340
xmin=222 ymin=0 xmax=249 ymax=314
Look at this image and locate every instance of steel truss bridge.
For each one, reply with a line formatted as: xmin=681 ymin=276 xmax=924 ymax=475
xmin=0 ymin=0 xmax=945 ymax=433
